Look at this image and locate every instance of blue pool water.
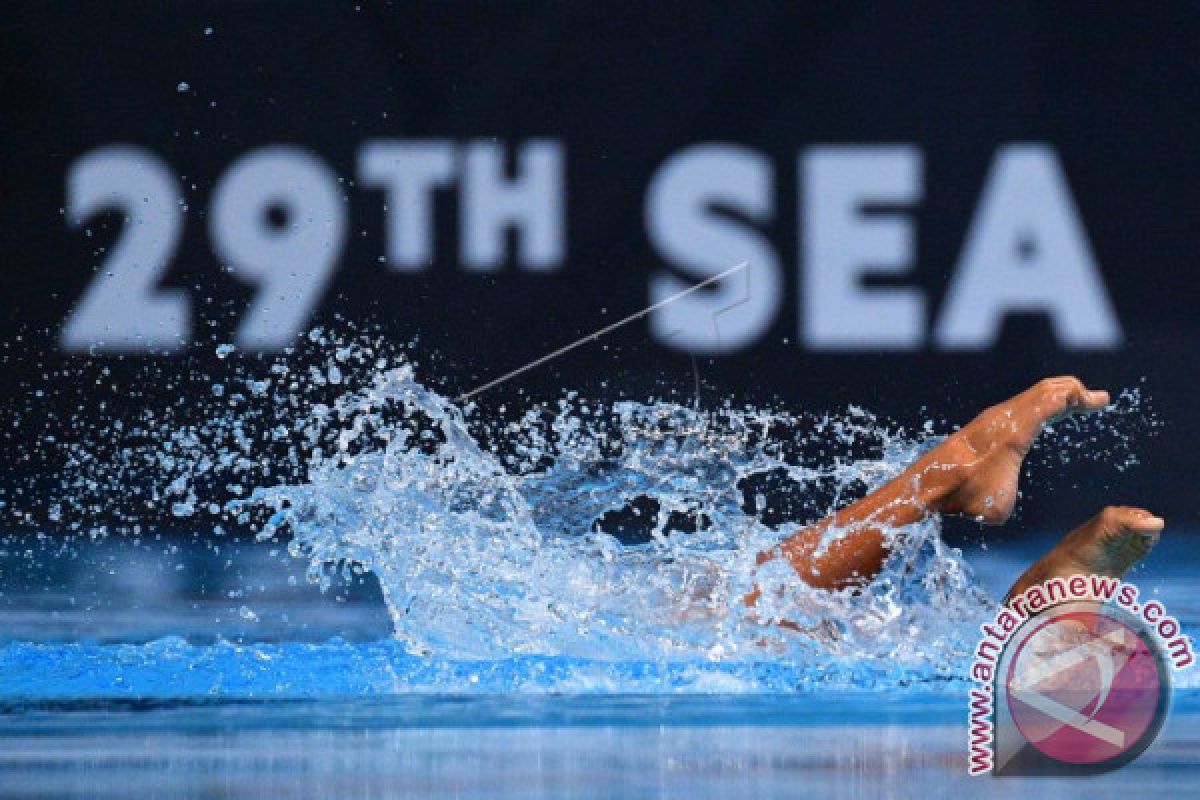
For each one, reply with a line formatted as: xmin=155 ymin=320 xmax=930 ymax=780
xmin=0 ymin=344 xmax=1194 ymax=795
xmin=2 ymin=534 xmax=1197 ymax=797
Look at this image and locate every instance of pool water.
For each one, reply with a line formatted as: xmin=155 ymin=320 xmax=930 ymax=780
xmin=4 ymin=693 xmax=1197 ymax=799
xmin=0 ymin=348 xmax=1192 ymax=795
xmin=2 ymin=534 xmax=1197 ymax=798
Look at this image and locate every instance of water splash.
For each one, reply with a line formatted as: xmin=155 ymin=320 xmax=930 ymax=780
xmin=226 ymin=359 xmax=989 ymax=669
xmin=1 ymin=330 xmax=1161 ymax=688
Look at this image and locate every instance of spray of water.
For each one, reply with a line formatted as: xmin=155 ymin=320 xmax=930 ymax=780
xmin=0 ymin=329 xmax=1160 ymax=688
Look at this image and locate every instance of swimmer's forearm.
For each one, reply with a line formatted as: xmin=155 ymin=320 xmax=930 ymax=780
xmin=752 ymin=438 xmax=965 ymax=593
xmin=751 ymin=378 xmax=1115 ymax=609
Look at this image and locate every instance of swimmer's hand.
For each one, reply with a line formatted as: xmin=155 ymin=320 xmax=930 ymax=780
xmin=931 ymin=376 xmax=1109 ymax=525
xmin=1006 ymin=506 xmax=1164 ymax=601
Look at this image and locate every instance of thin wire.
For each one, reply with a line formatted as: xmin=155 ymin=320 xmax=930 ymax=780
xmin=690 ymin=353 xmax=702 ymax=411
xmin=455 ymin=261 xmax=748 ymax=403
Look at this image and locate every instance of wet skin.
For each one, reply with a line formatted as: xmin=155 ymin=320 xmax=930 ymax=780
xmin=745 ymin=377 xmax=1162 ymax=610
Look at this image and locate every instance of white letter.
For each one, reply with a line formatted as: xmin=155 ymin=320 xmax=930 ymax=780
xmin=802 ymin=145 xmax=924 ymax=350
xmin=210 ymin=146 xmax=346 ymax=350
xmin=358 ymin=140 xmax=455 ymax=270
xmin=645 ymin=144 xmax=780 ymax=352
xmin=461 ymin=140 xmax=564 ymax=271
xmin=935 ymin=145 xmax=1121 ymax=349
xmin=61 ymin=146 xmax=188 ymax=352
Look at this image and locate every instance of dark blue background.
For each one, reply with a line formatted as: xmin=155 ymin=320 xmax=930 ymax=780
xmin=2 ymin=2 xmax=1196 ymax=535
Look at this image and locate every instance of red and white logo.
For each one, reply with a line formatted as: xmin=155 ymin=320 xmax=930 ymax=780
xmin=1006 ymin=607 xmax=1162 ymax=766
xmin=967 ymin=577 xmax=1191 ymax=776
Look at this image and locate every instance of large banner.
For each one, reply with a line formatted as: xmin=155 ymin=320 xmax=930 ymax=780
xmin=2 ymin=3 xmax=1194 ymax=525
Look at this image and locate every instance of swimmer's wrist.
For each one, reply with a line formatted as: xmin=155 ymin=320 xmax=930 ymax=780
xmin=904 ymin=463 xmax=959 ymax=511
xmin=904 ymin=438 xmax=972 ymax=512
xmin=917 ymin=479 xmax=955 ymax=511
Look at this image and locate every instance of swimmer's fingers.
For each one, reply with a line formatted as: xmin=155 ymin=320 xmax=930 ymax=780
xmin=1088 ymin=506 xmax=1165 ymax=565
xmin=1128 ymin=507 xmax=1166 ymax=532
xmin=1099 ymin=505 xmax=1165 ymax=535
xmin=1033 ymin=376 xmax=1110 ymax=421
